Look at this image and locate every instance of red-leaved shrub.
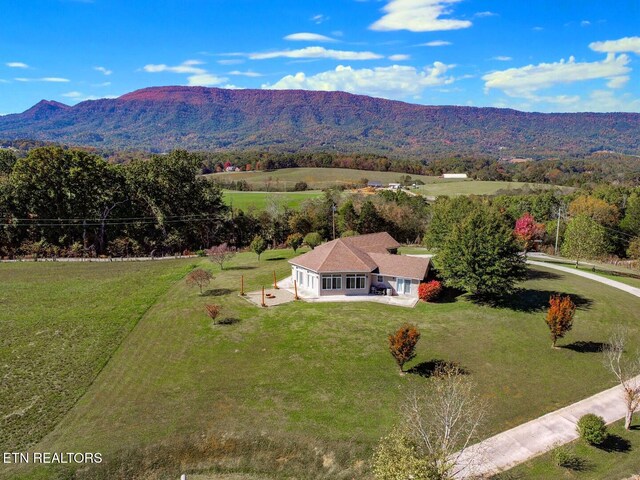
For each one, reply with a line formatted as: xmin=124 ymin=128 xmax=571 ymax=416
xmin=418 ymin=280 xmax=443 ymax=302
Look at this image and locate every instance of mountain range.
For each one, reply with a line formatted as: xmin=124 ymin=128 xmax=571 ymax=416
xmin=1 ymin=86 xmax=639 ymax=157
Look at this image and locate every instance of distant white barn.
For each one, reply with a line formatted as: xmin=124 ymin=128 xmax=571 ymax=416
xmin=388 ymin=183 xmax=402 ymax=190
xmin=442 ymin=173 xmax=468 ymax=179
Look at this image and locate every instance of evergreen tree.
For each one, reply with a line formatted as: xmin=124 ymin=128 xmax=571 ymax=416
xmin=435 ymin=208 xmax=526 ymax=297
xmin=358 ymin=200 xmax=386 ymax=234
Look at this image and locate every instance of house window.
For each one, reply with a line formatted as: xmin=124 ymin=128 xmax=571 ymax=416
xmin=297 ymin=270 xmax=305 ymax=285
xmin=346 ymin=274 xmax=366 ymax=289
xmin=322 ymin=274 xmax=342 ymax=290
xmin=377 ymin=275 xmax=383 ymax=283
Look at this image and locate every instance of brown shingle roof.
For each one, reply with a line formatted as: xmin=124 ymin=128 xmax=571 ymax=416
xmin=289 ymin=232 xmax=429 ymax=279
xmin=341 ymin=232 xmax=400 ymax=253
xmin=289 ymin=239 xmax=378 ymax=273
xmin=369 ymin=253 xmax=430 ymax=281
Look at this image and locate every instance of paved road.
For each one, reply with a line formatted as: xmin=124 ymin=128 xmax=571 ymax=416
xmin=455 ymin=259 xmax=640 ymax=478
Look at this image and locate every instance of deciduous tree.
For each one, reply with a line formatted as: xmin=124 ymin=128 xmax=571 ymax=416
xmin=514 ymin=212 xmax=545 ymax=255
xmin=186 ymin=268 xmax=213 ymax=294
xmin=303 ymin=231 xmax=323 ymax=250
xmin=286 ymin=233 xmax=303 ymax=253
xmin=545 ymin=294 xmax=576 ymax=348
xmin=388 ymin=324 xmax=420 ymax=375
xmin=207 ymin=243 xmax=236 ymax=270
xmin=250 ymin=235 xmax=267 ymax=260
xmin=603 ymin=329 xmax=640 ymax=430
xmin=561 ymin=214 xmax=608 ymax=267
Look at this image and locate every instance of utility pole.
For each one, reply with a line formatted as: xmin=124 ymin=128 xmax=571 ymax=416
xmin=554 ymin=204 xmax=565 ymax=256
xmin=332 ymin=204 xmax=337 ymax=240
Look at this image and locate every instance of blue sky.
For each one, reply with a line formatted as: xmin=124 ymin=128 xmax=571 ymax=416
xmin=1 ymin=0 xmax=639 ymax=114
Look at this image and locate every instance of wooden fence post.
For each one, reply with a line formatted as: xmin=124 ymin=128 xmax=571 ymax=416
xmin=261 ymin=286 xmax=267 ymax=307
xmin=240 ymin=275 xmax=245 ymax=296
xmin=273 ymin=270 xmax=279 ymax=289
xmin=294 ymin=280 xmax=299 ymax=300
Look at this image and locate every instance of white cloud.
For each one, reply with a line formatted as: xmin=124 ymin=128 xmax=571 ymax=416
xmin=15 ymin=77 xmax=70 ymax=83
xmin=217 ymin=59 xmax=245 ymax=65
xmin=6 ymin=62 xmax=29 ymax=68
xmin=187 ymin=73 xmax=227 ymax=86
xmin=143 ymin=60 xmax=227 ymax=86
xmin=284 ymin=32 xmax=336 ymax=42
xmin=143 ymin=60 xmax=206 ymax=74
xmin=389 ymin=54 xmax=410 ymax=61
xmin=92 ymin=81 xmax=112 ymax=87
xmin=370 ymin=0 xmax=472 ymax=32
xmin=228 ymin=70 xmax=263 ymax=77
xmin=418 ymin=40 xmax=451 ymax=47
xmin=475 ymin=11 xmax=498 ymax=18
xmin=263 ymin=62 xmax=455 ymax=100
xmin=249 ymin=46 xmax=383 ymax=61
xmin=483 ymin=53 xmax=631 ymax=98
xmin=580 ymin=20 xmax=591 ymax=27
xmin=312 ymin=14 xmax=329 ymax=24
xmin=94 ymin=66 xmax=112 ymax=75
xmin=606 ymin=76 xmax=629 ymax=88
xmin=492 ymin=56 xmax=512 ymax=61
xmin=61 ymin=91 xmax=83 ymax=98
xmin=589 ymin=36 xmax=640 ymax=55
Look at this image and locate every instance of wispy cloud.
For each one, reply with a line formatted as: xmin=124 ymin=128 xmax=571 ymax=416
xmin=389 ymin=54 xmax=410 ymax=61
xmin=228 ymin=70 xmax=263 ymax=77
xmin=284 ymin=32 xmax=337 ymax=43
xmin=590 ymin=36 xmax=640 ymax=55
xmin=92 ymin=81 xmax=112 ymax=87
xmin=417 ymin=40 xmax=451 ymax=47
xmin=370 ymin=0 xmax=472 ymax=32
xmin=217 ymin=59 xmax=245 ymax=65
xmin=492 ymin=56 xmax=512 ymax=61
xmin=15 ymin=77 xmax=70 ymax=82
xmin=62 ymin=91 xmax=84 ymax=98
xmin=264 ymin=62 xmax=455 ymax=100
xmin=142 ymin=60 xmax=227 ymax=86
xmin=475 ymin=11 xmax=498 ymax=18
xmin=6 ymin=62 xmax=29 ymax=69
xmin=94 ymin=66 xmax=112 ymax=75
xmin=249 ymin=47 xmax=383 ymax=61
xmin=311 ymin=14 xmax=329 ymax=24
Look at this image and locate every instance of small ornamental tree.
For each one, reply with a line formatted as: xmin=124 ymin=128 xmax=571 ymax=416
xmin=546 ymin=294 xmax=576 ymax=348
xmin=186 ymin=268 xmax=213 ymax=294
xmin=286 ymin=233 xmax=304 ymax=253
xmin=514 ymin=212 xmax=545 ymax=255
xmin=388 ymin=324 xmax=421 ymax=375
xmin=250 ymin=235 xmax=267 ymax=260
xmin=418 ymin=280 xmax=443 ymax=302
xmin=205 ymin=304 xmax=221 ymax=322
xmin=577 ymin=414 xmax=608 ymax=446
xmin=304 ymin=232 xmax=323 ymax=250
xmin=561 ymin=214 xmax=608 ymax=267
xmin=207 ymin=243 xmax=236 ymax=270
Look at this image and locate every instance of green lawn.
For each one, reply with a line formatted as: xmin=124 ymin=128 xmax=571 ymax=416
xmin=223 ymin=190 xmax=323 ymax=210
xmin=4 ymin=254 xmax=640 ymax=479
xmin=497 ymin=420 xmax=640 ymax=480
xmin=208 ymin=167 xmax=563 ymax=197
xmin=0 ymin=260 xmax=194 ymax=452
xmin=531 ymin=258 xmax=640 ymax=289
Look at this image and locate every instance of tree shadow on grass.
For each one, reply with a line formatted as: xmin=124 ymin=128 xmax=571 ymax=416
xmin=526 ymin=269 xmax=563 ymax=281
xmin=561 ymin=341 xmax=609 ymax=354
xmin=433 ymin=287 xmax=466 ymax=304
xmin=215 ymin=317 xmax=241 ymax=326
xmin=226 ymin=266 xmax=257 ymax=270
xmin=473 ymin=289 xmax=593 ymax=313
xmin=407 ymin=359 xmax=468 ymax=378
xmin=203 ymin=288 xmax=234 ymax=296
xmin=598 ymin=434 xmax=631 ymax=453
xmin=266 ymin=256 xmax=286 ymax=261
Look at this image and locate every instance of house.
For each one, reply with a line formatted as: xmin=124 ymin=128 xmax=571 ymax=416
xmin=288 ymin=232 xmax=430 ymax=298
xmin=442 ymin=173 xmax=468 ymax=179
xmin=367 ymin=181 xmax=383 ymax=188
xmin=388 ymin=183 xmax=402 ymax=190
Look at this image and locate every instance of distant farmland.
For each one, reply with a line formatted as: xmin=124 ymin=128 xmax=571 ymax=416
xmin=210 ymin=167 xmax=565 ymax=198
xmin=223 ymin=190 xmax=323 ymax=210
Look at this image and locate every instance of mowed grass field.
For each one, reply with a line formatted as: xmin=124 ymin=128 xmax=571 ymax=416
xmin=4 ymin=252 xmax=640 ymax=479
xmin=223 ymin=190 xmax=323 ymax=210
xmin=209 ymin=167 xmax=562 ymax=197
xmin=0 ymin=260 xmax=194 ymax=452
